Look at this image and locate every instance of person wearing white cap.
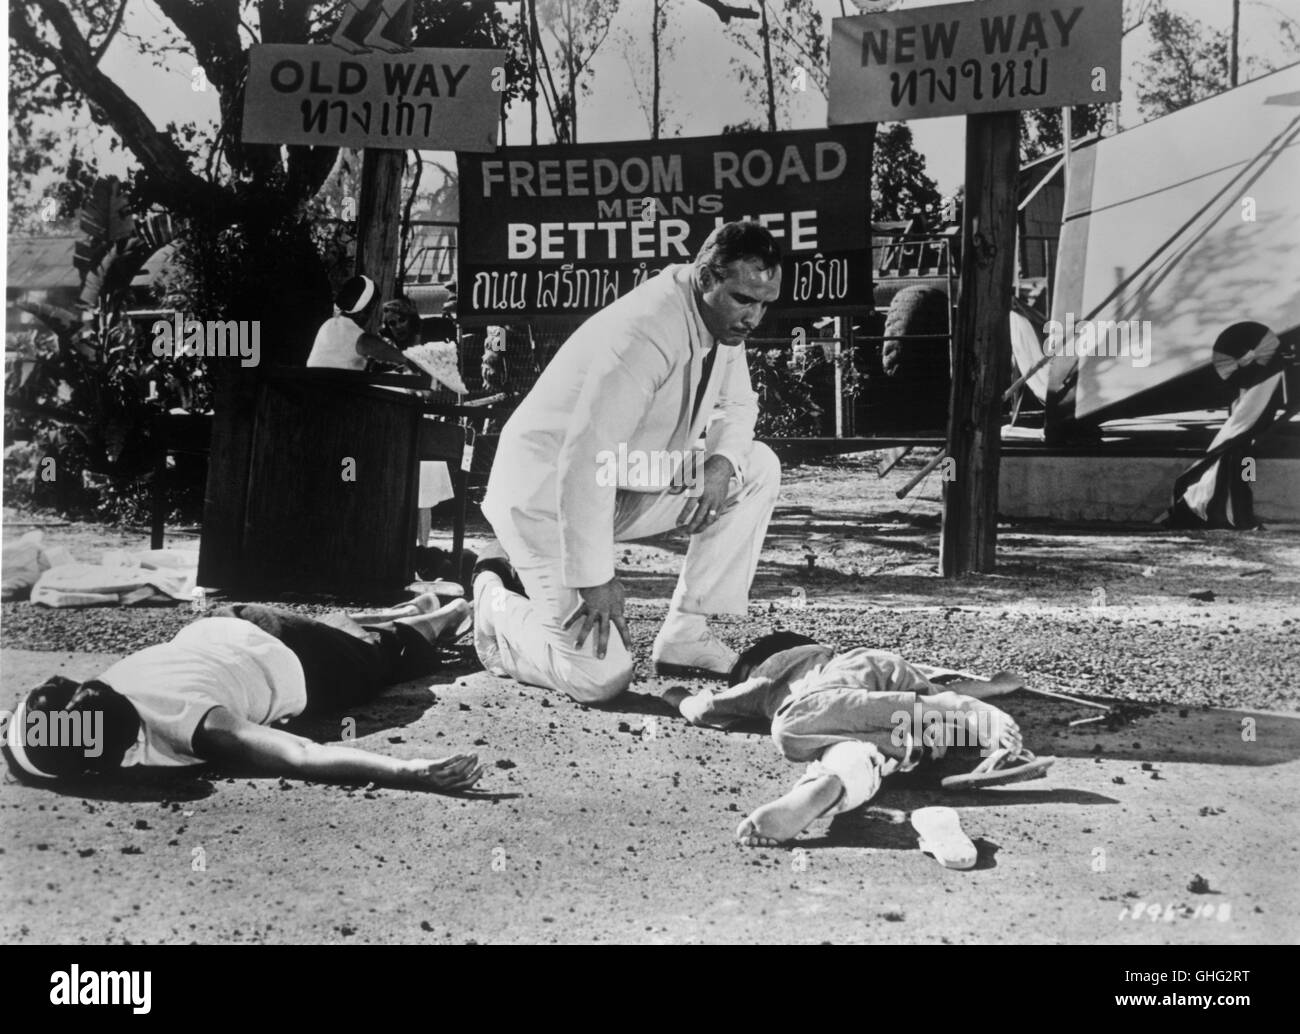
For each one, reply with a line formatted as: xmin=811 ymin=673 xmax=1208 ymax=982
xmin=1 ymin=601 xmax=481 ymax=790
xmin=474 ymin=222 xmax=783 ymax=705
xmin=306 ymin=274 xmax=413 ymax=370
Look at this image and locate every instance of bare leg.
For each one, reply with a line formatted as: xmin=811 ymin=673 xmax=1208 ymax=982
xmin=331 ymin=0 xmax=373 ymax=53
xmin=348 ymin=590 xmax=441 ymax=626
xmin=937 ymin=670 xmax=1024 ymax=699
xmin=735 ymin=774 xmax=844 ymax=847
xmin=363 ymin=0 xmax=413 ymax=52
xmin=392 ymin=598 xmax=471 ymax=646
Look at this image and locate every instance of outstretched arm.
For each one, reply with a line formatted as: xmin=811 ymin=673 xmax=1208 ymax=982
xmin=192 ymin=706 xmax=483 ymax=791
xmin=356 ymin=331 xmax=418 ymax=369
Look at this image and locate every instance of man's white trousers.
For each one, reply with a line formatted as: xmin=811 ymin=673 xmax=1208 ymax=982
xmin=479 ymin=441 xmax=780 ymax=703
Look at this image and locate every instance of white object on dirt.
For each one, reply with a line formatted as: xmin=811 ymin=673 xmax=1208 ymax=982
xmin=30 ymin=560 xmax=196 ymax=607
xmin=911 ymin=806 xmax=978 ymax=870
xmin=2 ymin=531 xmax=46 ymax=600
xmin=2 ymin=530 xmax=74 ymax=601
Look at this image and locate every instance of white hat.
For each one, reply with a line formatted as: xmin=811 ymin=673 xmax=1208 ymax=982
xmin=3 ymin=699 xmax=57 ymax=780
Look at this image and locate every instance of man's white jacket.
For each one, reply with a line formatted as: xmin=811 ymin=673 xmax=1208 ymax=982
xmin=483 ymin=263 xmax=760 ymax=589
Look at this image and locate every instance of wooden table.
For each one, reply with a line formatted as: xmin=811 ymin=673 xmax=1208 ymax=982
xmin=198 ymin=367 xmax=503 ymax=597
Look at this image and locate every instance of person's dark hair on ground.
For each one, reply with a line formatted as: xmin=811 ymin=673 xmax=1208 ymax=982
xmin=729 ymin=630 xmax=820 ymax=685
xmin=2 ymin=677 xmax=140 ymax=782
xmin=695 ymin=221 xmax=782 ymax=288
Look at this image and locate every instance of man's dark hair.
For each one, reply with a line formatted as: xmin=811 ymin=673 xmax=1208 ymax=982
xmin=2 ymin=677 xmax=139 ymax=782
xmin=695 ymin=220 xmax=782 ymax=287
xmin=729 ymin=630 xmax=820 ymax=685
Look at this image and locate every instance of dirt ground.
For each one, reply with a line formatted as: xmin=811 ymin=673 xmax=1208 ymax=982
xmin=2 ymin=452 xmax=1298 ymax=944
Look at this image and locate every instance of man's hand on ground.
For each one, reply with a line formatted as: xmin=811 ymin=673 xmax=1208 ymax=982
xmin=677 ymin=455 xmax=734 ymax=534
xmin=399 ymin=753 xmax=484 ymax=791
xmin=565 ymin=577 xmax=632 ymax=659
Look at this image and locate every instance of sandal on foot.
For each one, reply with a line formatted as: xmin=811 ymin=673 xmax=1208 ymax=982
xmin=940 ymin=748 xmax=1054 ymax=790
xmin=910 ymin=806 xmax=977 ymax=870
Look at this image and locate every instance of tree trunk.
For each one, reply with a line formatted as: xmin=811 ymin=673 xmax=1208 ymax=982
xmin=398 ymin=151 xmax=423 ymax=291
xmin=355 ymin=2 xmax=414 ymax=328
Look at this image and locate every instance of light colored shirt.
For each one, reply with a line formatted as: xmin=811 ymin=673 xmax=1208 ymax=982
xmin=484 ymin=264 xmax=760 ymax=588
xmin=102 ymin=618 xmax=307 ymax=767
xmin=306 ymin=313 xmax=366 ymax=370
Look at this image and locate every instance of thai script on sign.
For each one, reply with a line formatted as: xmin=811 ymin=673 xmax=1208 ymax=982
xmin=830 ymin=0 xmax=1122 ymax=123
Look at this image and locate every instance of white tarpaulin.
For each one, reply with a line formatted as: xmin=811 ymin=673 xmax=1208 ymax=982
xmin=1047 ymin=63 xmax=1300 ymax=426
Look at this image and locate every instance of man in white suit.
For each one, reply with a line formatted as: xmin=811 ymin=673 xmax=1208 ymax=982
xmin=474 ymin=221 xmax=783 ymax=704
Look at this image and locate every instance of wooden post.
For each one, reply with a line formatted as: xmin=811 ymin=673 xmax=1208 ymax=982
xmin=940 ymin=111 xmax=1019 ymax=576
xmin=354 ymin=3 xmax=414 ymax=325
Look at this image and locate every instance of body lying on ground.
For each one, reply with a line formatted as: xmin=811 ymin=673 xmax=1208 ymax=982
xmin=2 ymin=599 xmax=482 ymax=792
xmin=662 ymin=632 xmax=1039 ymax=846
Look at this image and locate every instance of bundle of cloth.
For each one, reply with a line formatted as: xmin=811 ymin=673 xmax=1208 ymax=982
xmin=2 ymin=530 xmax=73 ymax=601
xmin=25 ymin=547 xmax=198 ymax=608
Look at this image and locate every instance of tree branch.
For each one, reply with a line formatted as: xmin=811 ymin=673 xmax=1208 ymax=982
xmin=91 ymin=0 xmax=130 ymax=62
xmin=27 ymin=0 xmax=233 ymax=220
xmin=149 ymin=0 xmax=265 ymax=176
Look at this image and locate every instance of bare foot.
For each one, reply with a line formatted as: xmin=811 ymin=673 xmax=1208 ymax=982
xmin=735 ymin=774 xmax=844 ymax=847
xmin=331 ymin=35 xmax=371 ymax=55
xmin=394 ymin=598 xmax=471 ymax=645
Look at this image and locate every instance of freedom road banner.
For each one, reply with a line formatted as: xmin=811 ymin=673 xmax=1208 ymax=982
xmin=458 ymin=125 xmax=873 ymax=320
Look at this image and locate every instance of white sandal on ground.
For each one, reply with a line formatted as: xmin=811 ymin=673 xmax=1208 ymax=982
xmin=911 ymin=806 xmax=978 ymax=870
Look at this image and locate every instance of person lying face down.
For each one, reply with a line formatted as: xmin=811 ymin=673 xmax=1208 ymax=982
xmin=2 ymin=601 xmax=482 ymax=792
xmin=662 ymin=632 xmax=1035 ymax=847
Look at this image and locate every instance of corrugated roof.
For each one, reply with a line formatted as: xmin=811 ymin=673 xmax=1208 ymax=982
xmin=6 ymin=236 xmax=79 ymax=291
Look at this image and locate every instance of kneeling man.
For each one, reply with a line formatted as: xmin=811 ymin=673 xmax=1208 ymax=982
xmin=474 ymin=221 xmax=783 ymax=703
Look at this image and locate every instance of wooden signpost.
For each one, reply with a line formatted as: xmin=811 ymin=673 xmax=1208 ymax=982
xmin=829 ymin=0 xmax=1122 ymax=576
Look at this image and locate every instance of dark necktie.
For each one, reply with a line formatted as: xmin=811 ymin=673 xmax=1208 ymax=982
xmin=692 ymin=344 xmax=718 ymax=426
